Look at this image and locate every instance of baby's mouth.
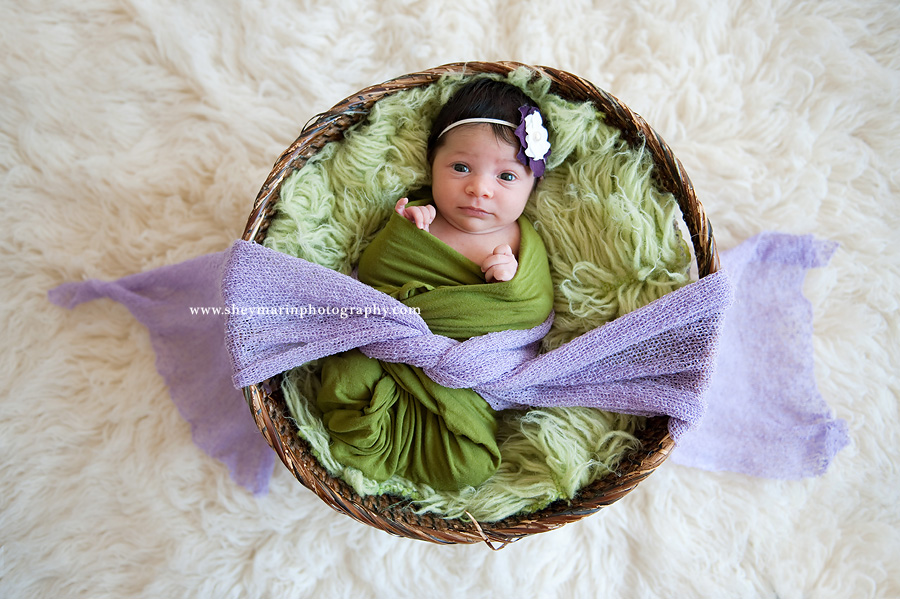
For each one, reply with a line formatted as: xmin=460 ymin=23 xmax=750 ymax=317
xmin=460 ymin=206 xmax=489 ymax=216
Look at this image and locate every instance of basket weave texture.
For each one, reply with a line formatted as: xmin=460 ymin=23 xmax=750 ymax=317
xmin=240 ymin=61 xmax=718 ymax=547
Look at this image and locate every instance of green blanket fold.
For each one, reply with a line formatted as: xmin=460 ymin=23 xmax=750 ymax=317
xmin=316 ymin=199 xmax=555 ymax=490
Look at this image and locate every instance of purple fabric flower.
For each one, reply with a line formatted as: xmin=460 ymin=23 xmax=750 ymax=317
xmin=514 ymin=106 xmax=551 ymax=177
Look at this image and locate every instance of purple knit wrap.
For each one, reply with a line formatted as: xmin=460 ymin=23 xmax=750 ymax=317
xmin=671 ymin=233 xmax=849 ymax=476
xmin=49 ymin=252 xmax=275 ymax=495
xmin=223 ymin=240 xmax=732 ymax=440
xmin=49 ymin=232 xmax=849 ymax=494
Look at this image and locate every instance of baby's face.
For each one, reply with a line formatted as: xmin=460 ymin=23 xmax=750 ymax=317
xmin=431 ymin=124 xmax=534 ymax=237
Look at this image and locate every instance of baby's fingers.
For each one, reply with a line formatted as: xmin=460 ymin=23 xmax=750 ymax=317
xmin=481 ymin=252 xmax=518 ymax=282
xmin=411 ymin=205 xmax=436 ymax=231
xmin=481 ymin=253 xmax=513 ymax=271
xmin=412 ymin=209 xmax=430 ymax=231
xmin=484 ymin=263 xmax=517 ymax=283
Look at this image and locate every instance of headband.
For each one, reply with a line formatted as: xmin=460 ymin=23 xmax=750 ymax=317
xmin=436 ymin=106 xmax=551 ymax=177
xmin=437 ymin=118 xmax=516 ymax=138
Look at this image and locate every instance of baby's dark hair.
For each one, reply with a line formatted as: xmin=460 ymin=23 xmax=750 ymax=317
xmin=426 ymin=78 xmax=540 ymax=164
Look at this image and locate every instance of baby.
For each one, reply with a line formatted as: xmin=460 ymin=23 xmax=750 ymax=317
xmin=315 ymin=78 xmax=555 ymax=491
xmin=395 ymin=78 xmax=551 ymax=282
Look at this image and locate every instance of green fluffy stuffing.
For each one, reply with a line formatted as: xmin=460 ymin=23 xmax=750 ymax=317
xmin=263 ymin=69 xmax=692 ymax=522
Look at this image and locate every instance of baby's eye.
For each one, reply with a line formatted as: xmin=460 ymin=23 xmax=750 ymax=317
xmin=452 ymin=163 xmax=470 ymax=173
xmin=499 ymin=172 xmax=517 ymax=182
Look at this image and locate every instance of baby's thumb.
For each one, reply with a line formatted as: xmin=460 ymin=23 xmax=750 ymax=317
xmin=494 ymin=244 xmax=513 ymax=256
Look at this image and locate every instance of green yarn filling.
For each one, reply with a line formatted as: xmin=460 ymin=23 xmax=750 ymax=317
xmin=264 ymin=69 xmax=692 ymax=522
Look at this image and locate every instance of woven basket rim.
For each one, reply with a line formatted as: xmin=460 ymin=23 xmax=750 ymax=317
xmin=240 ymin=61 xmax=718 ymax=547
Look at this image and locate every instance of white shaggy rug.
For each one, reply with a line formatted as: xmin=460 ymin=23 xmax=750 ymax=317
xmin=3 ymin=1 xmax=898 ymax=597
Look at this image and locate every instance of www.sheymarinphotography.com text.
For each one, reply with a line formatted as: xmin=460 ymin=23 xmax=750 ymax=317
xmin=189 ymin=304 xmax=420 ymax=320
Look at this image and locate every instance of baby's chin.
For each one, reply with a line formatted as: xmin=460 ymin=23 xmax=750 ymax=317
xmin=448 ymin=219 xmax=519 ymax=236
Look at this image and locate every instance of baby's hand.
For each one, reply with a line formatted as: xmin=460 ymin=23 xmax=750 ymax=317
xmin=482 ymin=244 xmax=518 ymax=283
xmin=395 ymin=197 xmax=436 ymax=232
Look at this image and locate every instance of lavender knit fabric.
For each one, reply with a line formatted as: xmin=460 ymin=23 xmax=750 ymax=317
xmin=670 ymin=232 xmax=849 ymax=477
xmin=222 ymin=240 xmax=733 ymax=440
xmin=49 ymin=232 xmax=848 ymax=493
xmin=48 ymin=252 xmax=275 ymax=496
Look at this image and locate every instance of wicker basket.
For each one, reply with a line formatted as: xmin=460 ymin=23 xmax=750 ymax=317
xmin=240 ymin=61 xmax=718 ymax=547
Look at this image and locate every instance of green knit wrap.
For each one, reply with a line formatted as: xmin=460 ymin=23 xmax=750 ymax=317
xmin=317 ymin=203 xmax=554 ymax=491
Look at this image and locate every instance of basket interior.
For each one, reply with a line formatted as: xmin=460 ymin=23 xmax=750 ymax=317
xmin=254 ymin=67 xmax=695 ymax=524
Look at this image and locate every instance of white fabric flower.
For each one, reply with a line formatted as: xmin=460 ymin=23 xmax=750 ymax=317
xmin=523 ymin=112 xmax=551 ymax=160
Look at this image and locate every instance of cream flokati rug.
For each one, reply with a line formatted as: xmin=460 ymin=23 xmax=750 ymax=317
xmin=2 ymin=1 xmax=898 ymax=597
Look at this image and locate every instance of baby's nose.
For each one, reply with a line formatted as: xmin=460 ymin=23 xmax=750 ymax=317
xmin=467 ymin=175 xmax=494 ymax=198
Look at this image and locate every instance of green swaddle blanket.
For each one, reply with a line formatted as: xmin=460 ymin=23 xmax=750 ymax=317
xmin=316 ymin=198 xmax=555 ymax=490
